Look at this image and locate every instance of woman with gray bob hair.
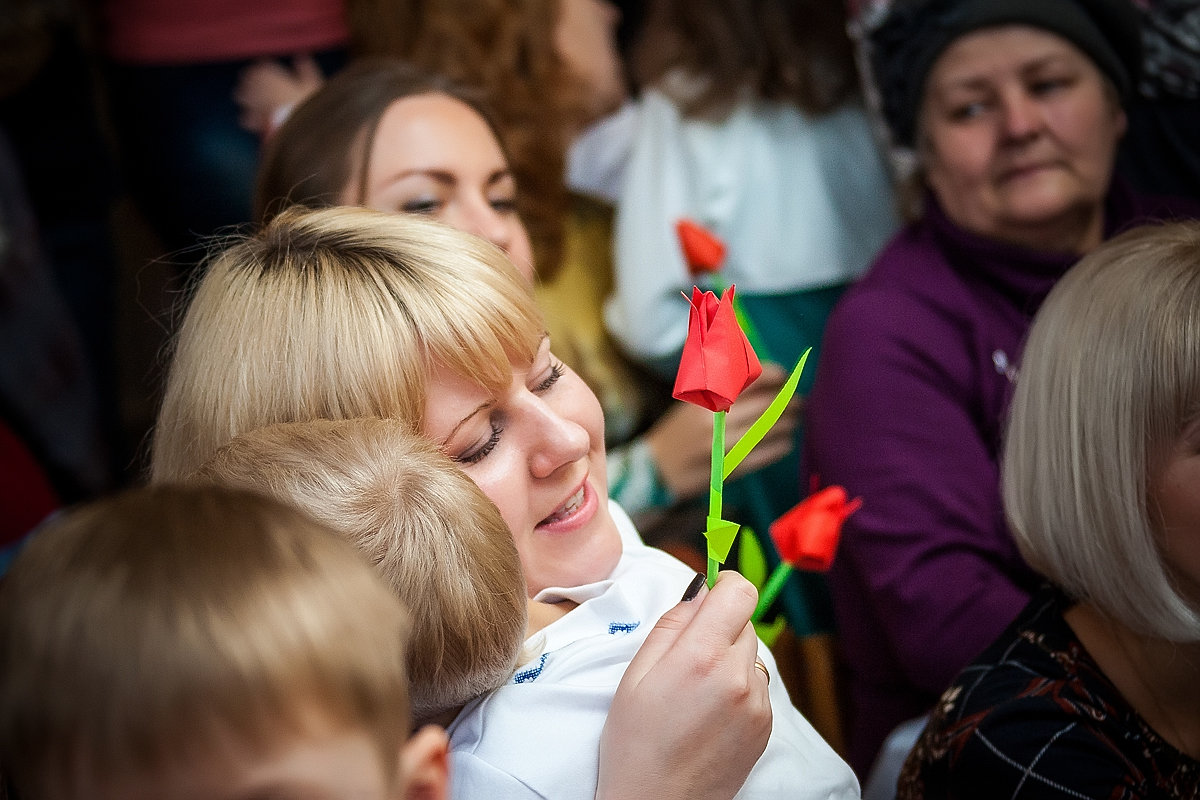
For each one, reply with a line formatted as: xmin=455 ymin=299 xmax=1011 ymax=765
xmin=900 ymin=221 xmax=1200 ymax=797
xmin=1005 ymin=223 xmax=1200 ymax=643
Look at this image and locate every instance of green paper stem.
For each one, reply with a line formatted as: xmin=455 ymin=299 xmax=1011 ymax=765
xmin=753 ymin=562 xmax=795 ymax=622
xmin=724 ymin=348 xmax=811 ymax=480
xmin=708 ymin=410 xmax=726 ymax=587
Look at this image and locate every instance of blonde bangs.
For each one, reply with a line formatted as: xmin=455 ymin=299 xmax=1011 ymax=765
xmin=152 ymin=207 xmax=545 ymax=480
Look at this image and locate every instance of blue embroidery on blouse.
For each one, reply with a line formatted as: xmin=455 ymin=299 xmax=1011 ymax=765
xmin=608 ymin=621 xmax=640 ymax=635
xmin=513 ymin=653 xmax=549 ymax=684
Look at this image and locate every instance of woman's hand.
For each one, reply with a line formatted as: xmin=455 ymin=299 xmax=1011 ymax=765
xmin=597 ymin=572 xmax=772 ymax=800
xmin=647 ymin=362 xmax=800 ymax=499
xmin=233 ymin=55 xmax=325 ymax=136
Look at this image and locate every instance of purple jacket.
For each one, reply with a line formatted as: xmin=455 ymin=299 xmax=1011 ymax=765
xmin=804 ymin=181 xmax=1198 ymax=775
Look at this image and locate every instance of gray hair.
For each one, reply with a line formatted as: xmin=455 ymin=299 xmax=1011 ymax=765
xmin=1003 ymin=221 xmax=1200 ymax=641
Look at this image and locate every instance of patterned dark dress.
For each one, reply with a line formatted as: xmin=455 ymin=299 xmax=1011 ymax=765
xmin=898 ymin=586 xmax=1200 ymax=799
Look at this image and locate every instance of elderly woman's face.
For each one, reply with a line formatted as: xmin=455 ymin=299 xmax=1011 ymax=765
xmin=918 ymin=25 xmax=1126 ymax=252
xmin=347 ymin=93 xmax=536 ymax=279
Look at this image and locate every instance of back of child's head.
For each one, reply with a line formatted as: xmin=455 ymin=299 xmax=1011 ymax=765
xmin=193 ymin=417 xmax=529 ymax=723
xmin=0 ymin=484 xmax=413 ymax=800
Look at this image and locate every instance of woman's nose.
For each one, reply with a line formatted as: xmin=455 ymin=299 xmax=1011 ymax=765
xmin=527 ymin=401 xmax=590 ymax=479
xmin=1001 ymin=90 xmax=1041 ymax=142
xmin=459 ymin=196 xmax=513 ymax=255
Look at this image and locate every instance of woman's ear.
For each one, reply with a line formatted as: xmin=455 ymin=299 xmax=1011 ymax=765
xmin=396 ymin=724 xmax=450 ymax=800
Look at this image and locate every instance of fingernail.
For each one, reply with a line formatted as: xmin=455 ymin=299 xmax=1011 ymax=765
xmin=681 ymin=573 xmax=705 ymax=602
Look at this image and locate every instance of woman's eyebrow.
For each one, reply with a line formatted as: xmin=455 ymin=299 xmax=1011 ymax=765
xmin=376 ymin=168 xmax=456 ymax=190
xmin=485 ymin=168 xmax=515 ymax=187
xmin=444 ymin=400 xmax=492 ymax=444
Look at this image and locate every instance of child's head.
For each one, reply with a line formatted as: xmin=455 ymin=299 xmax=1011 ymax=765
xmin=193 ymin=417 xmax=530 ymax=723
xmin=0 ymin=484 xmax=446 ymax=800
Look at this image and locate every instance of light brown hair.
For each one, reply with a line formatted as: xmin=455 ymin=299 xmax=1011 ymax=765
xmin=0 ymin=485 xmax=412 ymax=798
xmin=195 ymin=418 xmax=529 ymax=723
xmin=632 ymin=0 xmax=859 ymax=118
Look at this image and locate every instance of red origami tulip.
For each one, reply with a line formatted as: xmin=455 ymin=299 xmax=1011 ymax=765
xmin=769 ymin=486 xmax=862 ymax=572
xmin=673 ymin=285 xmax=762 ymax=413
xmin=676 ymin=218 xmax=726 ymax=275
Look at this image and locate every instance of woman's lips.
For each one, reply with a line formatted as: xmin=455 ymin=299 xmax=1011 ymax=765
xmin=1000 ymin=161 xmax=1057 ymax=182
xmin=537 ymin=480 xmax=597 ymax=533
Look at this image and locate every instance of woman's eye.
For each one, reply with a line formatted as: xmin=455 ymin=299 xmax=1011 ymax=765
xmin=533 ymin=360 xmax=565 ymax=393
xmin=949 ymin=101 xmax=986 ymax=122
xmin=401 ymin=198 xmax=443 ymax=215
xmin=490 ymin=196 xmax=519 ymax=214
xmin=1030 ymin=77 xmax=1070 ymax=96
xmin=455 ymin=422 xmax=502 ymax=465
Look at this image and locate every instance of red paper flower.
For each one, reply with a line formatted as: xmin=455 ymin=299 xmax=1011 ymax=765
xmin=769 ymin=486 xmax=862 ymax=571
xmin=673 ymin=285 xmax=762 ymax=413
xmin=676 ymin=218 xmax=726 ymax=275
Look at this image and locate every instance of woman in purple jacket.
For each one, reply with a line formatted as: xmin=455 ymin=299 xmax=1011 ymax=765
xmin=805 ymin=0 xmax=1198 ymax=775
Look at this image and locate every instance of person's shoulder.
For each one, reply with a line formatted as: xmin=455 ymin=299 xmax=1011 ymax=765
xmin=848 ymin=219 xmax=966 ymax=295
xmin=820 ymin=225 xmax=976 ymax=368
xmin=835 ymin=220 xmax=968 ymax=311
xmin=447 ymin=748 xmax=550 ymax=800
xmin=902 ymin=593 xmax=1143 ymax=798
xmin=909 ymin=689 xmax=1146 ymax=800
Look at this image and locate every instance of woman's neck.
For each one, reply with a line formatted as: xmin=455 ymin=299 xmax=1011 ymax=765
xmin=1065 ymin=602 xmax=1200 ymax=758
xmin=525 ymin=599 xmax=577 ymax=637
xmin=1015 ymin=207 xmax=1105 ymax=255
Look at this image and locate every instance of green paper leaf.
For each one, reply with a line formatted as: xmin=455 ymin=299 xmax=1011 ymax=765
xmin=738 ymin=526 xmax=767 ymax=589
xmin=704 ymin=517 xmax=741 ymax=564
xmin=753 ymin=616 xmax=787 ymax=648
xmin=724 ymin=349 xmax=810 ymax=479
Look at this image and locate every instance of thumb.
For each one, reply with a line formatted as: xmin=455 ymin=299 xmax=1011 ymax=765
xmin=620 ymin=573 xmax=707 ymax=687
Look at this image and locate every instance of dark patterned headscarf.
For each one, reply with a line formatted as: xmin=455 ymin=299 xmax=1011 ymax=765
xmin=868 ymin=0 xmax=1143 ymax=147
xmin=1138 ymin=0 xmax=1200 ymax=99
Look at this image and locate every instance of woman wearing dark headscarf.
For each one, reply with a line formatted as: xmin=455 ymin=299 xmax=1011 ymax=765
xmin=803 ymin=0 xmax=1199 ymax=774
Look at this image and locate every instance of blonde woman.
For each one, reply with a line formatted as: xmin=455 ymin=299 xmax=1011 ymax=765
xmin=152 ymin=207 xmax=856 ymax=799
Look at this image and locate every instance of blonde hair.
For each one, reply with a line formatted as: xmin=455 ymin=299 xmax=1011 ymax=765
xmin=194 ymin=417 xmax=529 ymax=723
xmin=151 ymin=206 xmax=545 ymax=481
xmin=1003 ymin=221 xmax=1200 ymax=642
xmin=0 ymin=485 xmax=412 ymax=799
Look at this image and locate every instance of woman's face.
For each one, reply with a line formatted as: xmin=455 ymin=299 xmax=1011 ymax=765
xmin=1151 ymin=416 xmax=1200 ymax=607
xmin=919 ymin=25 xmax=1126 ymax=252
xmin=423 ymin=337 xmax=622 ymax=597
xmin=350 ymin=93 xmax=536 ymax=278
xmin=555 ymin=0 xmax=626 ymax=123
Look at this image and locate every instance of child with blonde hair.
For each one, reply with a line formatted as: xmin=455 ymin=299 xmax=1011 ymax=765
xmin=0 ymin=484 xmax=449 ymax=800
xmin=193 ymin=416 xmax=536 ymax=725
